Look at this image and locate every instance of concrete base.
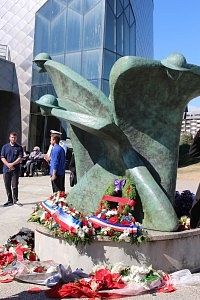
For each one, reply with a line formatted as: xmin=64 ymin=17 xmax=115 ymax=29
xmin=35 ymin=227 xmax=200 ymax=274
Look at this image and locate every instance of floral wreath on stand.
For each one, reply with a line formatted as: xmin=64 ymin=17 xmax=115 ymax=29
xmin=88 ymin=176 xmax=146 ymax=244
xmin=28 ymin=177 xmax=147 ymax=246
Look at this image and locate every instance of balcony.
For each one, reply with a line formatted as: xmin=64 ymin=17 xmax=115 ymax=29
xmin=0 ymin=44 xmax=10 ymax=61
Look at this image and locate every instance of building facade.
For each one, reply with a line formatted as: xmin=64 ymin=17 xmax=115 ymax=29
xmin=0 ymin=0 xmax=47 ymax=148
xmin=0 ymin=0 xmax=154 ymax=151
xmin=30 ymin=0 xmax=154 ymax=151
xmin=181 ymin=112 xmax=200 ymax=137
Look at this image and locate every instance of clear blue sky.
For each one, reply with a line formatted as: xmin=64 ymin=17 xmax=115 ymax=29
xmin=154 ymin=0 xmax=200 ymax=111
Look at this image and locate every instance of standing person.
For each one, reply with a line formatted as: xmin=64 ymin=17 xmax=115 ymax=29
xmin=1 ymin=132 xmax=23 ymax=207
xmin=43 ymin=130 xmax=67 ymax=161
xmin=49 ymin=133 xmax=66 ymax=192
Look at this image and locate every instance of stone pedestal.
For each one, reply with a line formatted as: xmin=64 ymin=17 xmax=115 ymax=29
xmin=35 ymin=227 xmax=200 ymax=273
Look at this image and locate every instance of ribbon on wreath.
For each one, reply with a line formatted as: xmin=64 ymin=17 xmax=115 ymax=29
xmin=102 ymin=195 xmax=136 ymax=207
xmin=88 ymin=216 xmax=138 ymax=234
xmin=41 ymin=201 xmax=82 ymax=234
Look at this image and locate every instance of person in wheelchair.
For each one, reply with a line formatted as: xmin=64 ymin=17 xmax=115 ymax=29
xmin=25 ymin=146 xmax=43 ymax=177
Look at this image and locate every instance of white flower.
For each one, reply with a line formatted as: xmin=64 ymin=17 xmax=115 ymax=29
xmin=40 ymin=211 xmax=47 ymax=221
xmin=121 ymin=275 xmax=130 ymax=283
xmin=106 ymin=210 xmax=117 ymax=217
xmin=111 ymin=262 xmax=127 ymax=274
xmin=118 ymin=229 xmax=130 ymax=241
xmin=77 ymin=228 xmax=85 ymax=238
xmin=92 ymin=264 xmax=107 ymax=273
xmin=130 ymin=265 xmax=141 ymax=276
xmin=82 ymin=226 xmax=89 ymax=233
xmin=8 ymin=246 xmax=16 ymax=254
xmin=90 ymin=280 xmax=99 ymax=291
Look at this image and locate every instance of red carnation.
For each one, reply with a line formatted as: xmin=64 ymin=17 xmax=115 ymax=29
xmin=60 ymin=191 xmax=67 ymax=197
xmin=107 ymin=230 xmax=114 ymax=236
xmin=100 ymin=214 xmax=107 ymax=220
xmin=121 ymin=219 xmax=131 ymax=226
xmin=126 ymin=186 xmax=132 ymax=194
xmin=28 ymin=252 xmax=37 ymax=261
xmin=81 ymin=219 xmax=88 ymax=226
xmin=108 ymin=216 xmax=119 ymax=224
xmin=44 ymin=212 xmax=51 ymax=221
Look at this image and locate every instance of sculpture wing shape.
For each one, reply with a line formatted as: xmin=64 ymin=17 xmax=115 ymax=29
xmin=44 ymin=60 xmax=113 ymax=125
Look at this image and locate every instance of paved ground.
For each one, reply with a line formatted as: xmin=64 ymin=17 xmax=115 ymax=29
xmin=0 ymin=168 xmax=200 ymax=299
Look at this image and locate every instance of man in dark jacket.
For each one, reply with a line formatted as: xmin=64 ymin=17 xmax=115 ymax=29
xmin=1 ymin=132 xmax=23 ymax=207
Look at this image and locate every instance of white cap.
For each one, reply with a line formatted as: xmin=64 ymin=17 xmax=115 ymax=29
xmin=50 ymin=130 xmax=62 ymax=135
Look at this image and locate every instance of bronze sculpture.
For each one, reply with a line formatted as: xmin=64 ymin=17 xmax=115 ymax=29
xmin=33 ymin=52 xmax=200 ymax=232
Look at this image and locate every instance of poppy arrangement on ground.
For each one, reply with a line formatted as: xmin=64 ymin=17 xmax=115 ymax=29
xmin=28 ymin=178 xmax=147 ymax=246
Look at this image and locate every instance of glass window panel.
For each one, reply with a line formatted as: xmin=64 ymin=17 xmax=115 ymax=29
xmin=65 ymin=52 xmax=81 ymax=74
xmin=107 ymin=0 xmax=116 ymax=14
xmin=129 ymin=5 xmax=135 ymax=26
xmin=124 ymin=5 xmax=130 ymax=25
xmin=105 ymin=2 xmax=115 ymax=52
xmin=34 ymin=15 xmax=50 ymax=56
xmin=38 ymin=0 xmax=52 ymax=20
xmin=124 ymin=0 xmax=129 ymax=9
xmin=130 ymin=24 xmax=136 ymax=55
xmin=31 ymin=85 xmax=49 ymax=102
xmin=51 ymin=55 xmax=65 ymax=64
xmin=47 ymin=84 xmax=56 ymax=96
xmin=83 ymin=2 xmax=103 ymax=49
xmin=66 ymin=9 xmax=82 ymax=51
xmin=117 ymin=54 xmax=123 ymax=60
xmin=68 ymin=0 xmax=82 ymax=13
xmin=82 ymin=49 xmax=102 ymax=79
xmin=123 ymin=16 xmax=129 ymax=55
xmin=50 ymin=11 xmax=66 ymax=54
xmin=103 ymin=50 xmax=116 ymax=80
xmin=32 ymin=68 xmax=48 ymax=85
xmin=116 ymin=0 xmax=123 ymax=17
xmin=52 ymin=0 xmax=67 ymax=18
xmin=89 ymin=79 xmax=100 ymax=90
xmin=116 ymin=14 xmax=123 ymax=55
xmin=102 ymin=79 xmax=110 ymax=97
xmin=83 ymin=0 xmax=101 ymax=13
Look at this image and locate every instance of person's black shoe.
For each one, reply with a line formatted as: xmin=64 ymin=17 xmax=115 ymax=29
xmin=3 ymin=202 xmax=13 ymax=207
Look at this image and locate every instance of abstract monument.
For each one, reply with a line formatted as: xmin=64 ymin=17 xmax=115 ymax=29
xmin=33 ymin=52 xmax=200 ymax=232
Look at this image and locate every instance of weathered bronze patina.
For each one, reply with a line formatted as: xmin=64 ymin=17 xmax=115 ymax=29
xmin=33 ymin=52 xmax=200 ymax=232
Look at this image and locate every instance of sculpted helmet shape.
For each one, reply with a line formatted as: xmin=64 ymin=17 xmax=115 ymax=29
xmin=161 ymin=53 xmax=190 ymax=71
xmin=33 ymin=53 xmax=52 ymax=68
xmin=35 ymin=94 xmax=58 ymax=108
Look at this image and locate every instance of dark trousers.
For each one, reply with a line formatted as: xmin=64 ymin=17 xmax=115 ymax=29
xmin=3 ymin=171 xmax=19 ymax=203
xmin=51 ymin=174 xmax=65 ymax=192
